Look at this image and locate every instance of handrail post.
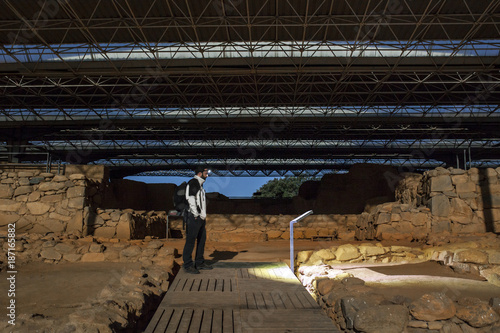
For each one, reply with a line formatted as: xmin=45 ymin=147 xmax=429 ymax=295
xmin=289 ymin=210 xmax=313 ymax=274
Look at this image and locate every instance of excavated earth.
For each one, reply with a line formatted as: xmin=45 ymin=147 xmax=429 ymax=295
xmin=1 ymin=238 xmax=499 ymax=332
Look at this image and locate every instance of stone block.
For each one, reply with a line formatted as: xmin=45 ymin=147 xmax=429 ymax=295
xmin=116 ymin=220 xmax=131 ymax=239
xmin=266 ymin=230 xmax=283 ymax=239
xmin=454 ymin=249 xmax=488 ymax=264
xmin=430 ymin=194 xmax=450 ymax=217
xmin=354 ymin=304 xmax=409 ymax=333
xmin=81 ymin=253 xmax=105 ymax=262
xmin=29 ymin=177 xmax=44 ymax=184
xmin=52 ymin=175 xmax=68 ymax=182
xmin=40 ymin=194 xmax=64 ymax=203
xmin=54 ymin=243 xmax=76 ymax=254
xmin=0 ymin=212 xmax=20 ymax=227
xmin=26 ymin=202 xmax=51 ymax=215
xmin=38 ymin=182 xmax=66 ymax=191
xmin=451 ymin=175 xmax=469 ymax=185
xmin=68 ymin=197 xmax=86 ymax=209
xmin=409 ymin=293 xmax=456 ymax=321
xmin=40 ymin=219 xmax=66 ymax=233
xmin=335 ymin=244 xmax=360 ymax=261
xmin=66 ymin=210 xmax=83 ymax=234
xmin=411 ymin=212 xmax=429 ymax=226
xmin=359 ymin=244 xmax=385 ymax=257
xmin=40 ymin=248 xmax=62 ymax=260
xmin=28 ymin=191 xmax=41 ymax=202
xmin=315 ymin=248 xmax=336 ymax=261
xmin=48 ymin=212 xmax=71 ymax=222
xmin=16 ymin=216 xmax=34 ymax=231
xmin=63 ymin=253 xmax=82 ymax=262
xmin=0 ymin=199 xmax=22 ymax=212
xmin=375 ymin=213 xmax=391 ymax=225
xmin=456 ymin=182 xmax=476 ymax=194
xmin=0 ymin=184 xmax=13 ymax=198
xmin=67 ymin=186 xmax=86 ymax=198
xmin=430 ymin=175 xmax=453 ymax=192
xmin=431 ymin=218 xmax=451 ymax=233
xmin=450 ymin=198 xmax=472 ymax=216
xmin=94 ymin=226 xmax=116 ymax=238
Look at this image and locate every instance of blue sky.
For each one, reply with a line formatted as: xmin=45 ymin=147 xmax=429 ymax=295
xmin=125 ymin=176 xmax=276 ymax=198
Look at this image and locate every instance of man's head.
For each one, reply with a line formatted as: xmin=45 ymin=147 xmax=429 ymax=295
xmin=194 ymin=165 xmax=209 ymax=179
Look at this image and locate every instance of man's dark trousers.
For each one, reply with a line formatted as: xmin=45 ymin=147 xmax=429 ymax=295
xmin=182 ymin=212 xmax=207 ymax=269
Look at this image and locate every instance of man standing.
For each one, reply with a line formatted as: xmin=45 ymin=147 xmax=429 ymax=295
xmin=182 ymin=165 xmax=212 ymax=274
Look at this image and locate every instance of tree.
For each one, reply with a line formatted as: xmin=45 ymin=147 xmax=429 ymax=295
xmin=252 ymin=176 xmax=319 ymax=198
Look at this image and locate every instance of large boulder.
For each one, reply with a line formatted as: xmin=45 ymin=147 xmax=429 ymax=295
xmin=354 ymin=304 xmax=409 ymax=333
xmin=409 ymin=293 xmax=456 ymax=321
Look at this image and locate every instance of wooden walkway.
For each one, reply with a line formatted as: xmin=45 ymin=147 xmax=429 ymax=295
xmin=144 ymin=262 xmax=339 ymax=333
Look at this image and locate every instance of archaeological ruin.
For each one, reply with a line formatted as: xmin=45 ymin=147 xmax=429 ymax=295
xmin=1 ymin=0 xmax=500 ymax=332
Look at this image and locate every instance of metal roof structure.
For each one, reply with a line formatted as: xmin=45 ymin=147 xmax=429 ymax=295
xmin=0 ymin=0 xmax=499 ymax=177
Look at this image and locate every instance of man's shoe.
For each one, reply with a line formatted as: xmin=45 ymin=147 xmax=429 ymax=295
xmin=184 ymin=266 xmax=200 ymax=274
xmin=196 ymin=263 xmax=213 ymax=270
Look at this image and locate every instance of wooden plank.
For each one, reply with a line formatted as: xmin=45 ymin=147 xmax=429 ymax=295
xmin=224 ymin=278 xmax=232 ymax=292
xmin=268 ymin=268 xmax=278 ymax=280
xmin=173 ymin=278 xmax=186 ymax=291
xmin=146 ymin=262 xmax=338 ymax=333
xmin=233 ymin=308 xmax=243 ymax=333
xmin=296 ymin=291 xmax=319 ymax=309
xmin=161 ymin=292 xmax=239 ymax=308
xmin=270 ymin=290 xmax=286 ymax=309
xmin=200 ymin=309 xmax=213 ymax=333
xmin=262 ymin=291 xmax=276 ymax=309
xmin=144 ymin=307 xmax=171 ymax=333
xmin=223 ymin=309 xmax=233 ymax=333
xmin=207 ymin=278 xmax=216 ymax=291
xmin=254 ymin=292 xmax=266 ymax=309
xmin=278 ymin=292 xmax=295 ymax=309
xmin=215 ymin=278 xmax=224 ymax=292
xmin=191 ymin=278 xmax=202 ymax=292
xmin=171 ymin=277 xmax=182 ymax=292
xmin=176 ymin=308 xmax=193 ymax=333
xmin=212 ymin=309 xmax=223 ymax=333
xmin=199 ymin=277 xmax=209 ymax=291
xmin=189 ymin=308 xmax=203 ymax=333
xmin=287 ymin=292 xmax=305 ymax=309
xmin=260 ymin=267 xmax=272 ymax=279
xmin=184 ymin=279 xmax=195 ymax=292
xmin=245 ymin=292 xmax=257 ymax=309
xmin=165 ymin=308 xmax=183 ymax=333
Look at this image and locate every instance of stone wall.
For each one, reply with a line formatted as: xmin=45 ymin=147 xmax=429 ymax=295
xmin=0 ymin=170 xmax=89 ymax=235
xmin=296 ymin=238 xmax=500 ymax=332
xmin=90 ymin=209 xmax=168 ymax=240
xmin=0 ymin=168 xmax=170 ymax=240
xmin=353 ymin=167 xmax=500 ymax=242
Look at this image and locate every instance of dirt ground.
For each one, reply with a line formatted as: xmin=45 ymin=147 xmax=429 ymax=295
xmin=1 ymin=239 xmax=499 ymax=329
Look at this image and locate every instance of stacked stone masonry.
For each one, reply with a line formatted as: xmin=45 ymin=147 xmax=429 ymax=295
xmin=296 ymin=239 xmax=500 ymax=332
xmin=1 ymin=166 xmax=499 ymax=242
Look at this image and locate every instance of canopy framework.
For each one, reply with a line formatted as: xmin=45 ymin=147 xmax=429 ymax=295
xmin=0 ymin=0 xmax=499 ymax=177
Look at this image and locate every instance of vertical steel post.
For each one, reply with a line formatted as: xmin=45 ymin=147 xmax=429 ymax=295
xmin=289 ymin=210 xmax=313 ymax=274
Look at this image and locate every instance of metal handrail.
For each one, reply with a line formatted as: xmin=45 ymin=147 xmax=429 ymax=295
xmin=289 ymin=210 xmax=313 ymax=274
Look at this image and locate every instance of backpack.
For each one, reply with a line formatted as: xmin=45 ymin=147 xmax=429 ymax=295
xmin=173 ymin=182 xmax=188 ymax=211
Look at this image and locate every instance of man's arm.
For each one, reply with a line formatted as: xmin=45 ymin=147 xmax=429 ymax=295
xmin=186 ymin=179 xmax=200 ymax=217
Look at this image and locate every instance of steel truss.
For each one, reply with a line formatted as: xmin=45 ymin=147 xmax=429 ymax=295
xmin=0 ymin=0 xmax=499 ymax=177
